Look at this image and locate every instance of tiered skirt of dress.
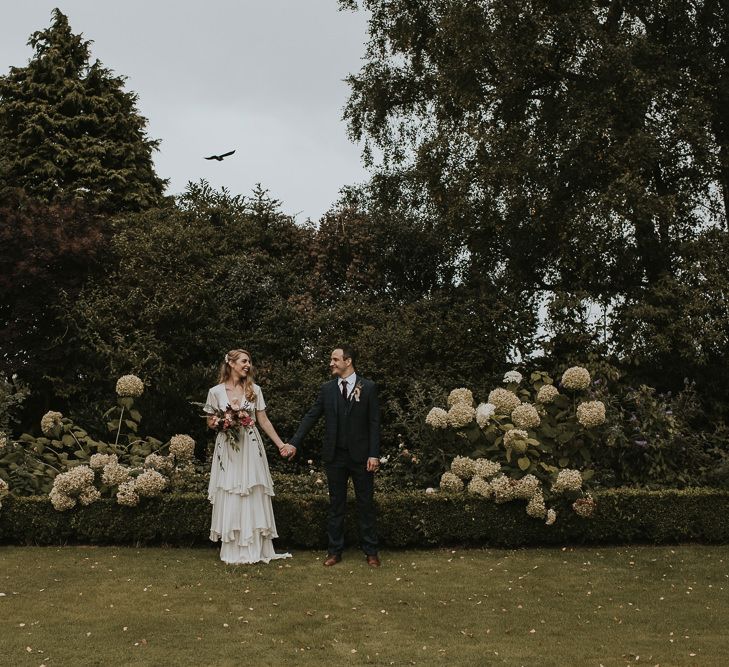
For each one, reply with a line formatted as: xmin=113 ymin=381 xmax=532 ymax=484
xmin=208 ymin=425 xmax=291 ymax=565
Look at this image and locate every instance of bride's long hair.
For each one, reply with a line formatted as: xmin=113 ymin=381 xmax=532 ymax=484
xmin=218 ymin=349 xmax=256 ymax=402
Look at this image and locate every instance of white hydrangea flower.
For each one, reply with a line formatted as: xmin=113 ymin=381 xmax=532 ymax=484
xmin=425 ymin=407 xmax=449 ymax=429
xmin=473 ymin=458 xmax=501 ymax=479
xmin=576 ymin=401 xmax=606 ymax=428
xmin=503 ymin=428 xmax=529 ymax=454
xmin=144 ymin=453 xmax=174 ymax=474
xmin=573 ymin=495 xmax=596 ymax=518
xmin=545 ymin=508 xmax=557 ymax=525
xmin=487 ymin=388 xmax=521 ymax=415
xmin=169 ymin=434 xmax=195 ymax=460
xmin=134 ymin=470 xmax=167 ymax=497
xmin=552 ymin=469 xmax=583 ymax=494
xmin=511 ymin=403 xmax=541 ymax=429
xmin=425 ymin=487 xmax=437 ymax=495
xmin=89 ymin=453 xmax=118 ymax=470
xmin=52 ymin=466 xmax=94 ymax=495
xmin=78 ymin=486 xmax=101 ymax=506
xmin=450 ymin=456 xmax=477 ymax=480
xmin=476 ymin=403 xmax=496 ymax=428
xmin=503 ymin=370 xmax=523 ymax=384
xmin=526 ymin=491 xmax=546 ymax=518
xmin=447 ymin=388 xmax=474 ymax=407
xmin=102 ymin=461 xmax=131 ymax=486
xmin=447 ymin=402 xmax=476 ymax=428
xmin=560 ymin=366 xmax=591 ymax=391
xmin=40 ymin=411 xmax=63 ymax=436
xmin=536 ymin=384 xmax=559 ymax=404
xmin=439 ymin=471 xmax=464 ymax=493
xmin=50 ymin=487 xmax=76 ymax=511
xmin=514 ymin=474 xmax=540 ymax=500
xmin=0 ymin=478 xmax=9 ymax=497
xmin=116 ymin=480 xmax=139 ymax=507
xmin=490 ymin=474 xmax=519 ymax=503
xmin=116 ymin=374 xmax=144 ymax=398
xmin=467 ymin=476 xmax=493 ymax=498
xmin=0 ymin=433 xmax=7 ymax=450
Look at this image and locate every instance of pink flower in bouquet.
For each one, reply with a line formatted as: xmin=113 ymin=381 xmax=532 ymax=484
xmin=196 ymin=401 xmax=257 ymax=453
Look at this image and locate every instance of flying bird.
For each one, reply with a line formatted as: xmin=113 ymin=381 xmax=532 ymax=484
xmin=204 ymin=150 xmax=236 ymax=161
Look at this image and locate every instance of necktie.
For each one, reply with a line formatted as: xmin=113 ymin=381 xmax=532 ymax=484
xmin=341 ymin=379 xmax=348 ymax=400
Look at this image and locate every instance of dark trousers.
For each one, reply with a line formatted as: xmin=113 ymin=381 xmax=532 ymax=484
xmin=324 ymin=448 xmax=378 ymax=556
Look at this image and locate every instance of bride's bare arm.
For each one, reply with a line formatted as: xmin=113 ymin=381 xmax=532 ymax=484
xmin=256 ymin=410 xmax=286 ymax=451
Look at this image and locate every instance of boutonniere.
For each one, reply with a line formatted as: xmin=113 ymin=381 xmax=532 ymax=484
xmin=351 ymin=380 xmax=363 ymax=402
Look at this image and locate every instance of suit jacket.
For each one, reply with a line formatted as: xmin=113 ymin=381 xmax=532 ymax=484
xmin=290 ymin=376 xmax=380 ymax=463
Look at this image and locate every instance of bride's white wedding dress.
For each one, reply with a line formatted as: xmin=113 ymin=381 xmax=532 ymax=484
xmin=205 ymin=383 xmax=291 ymax=565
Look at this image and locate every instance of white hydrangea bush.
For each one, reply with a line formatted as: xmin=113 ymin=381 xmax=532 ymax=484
xmin=421 ymin=365 xmax=610 ymax=523
xmin=25 ymin=376 xmax=209 ymax=511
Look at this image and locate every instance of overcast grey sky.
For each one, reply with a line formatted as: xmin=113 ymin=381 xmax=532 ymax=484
xmin=1 ymin=1 xmax=370 ymax=221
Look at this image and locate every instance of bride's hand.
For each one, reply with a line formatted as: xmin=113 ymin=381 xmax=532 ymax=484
xmin=279 ymin=444 xmax=296 ymax=459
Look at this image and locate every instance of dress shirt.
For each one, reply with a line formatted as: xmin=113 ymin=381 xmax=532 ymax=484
xmin=339 ymin=372 xmax=357 ymax=399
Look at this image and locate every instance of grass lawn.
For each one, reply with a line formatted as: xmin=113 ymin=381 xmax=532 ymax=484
xmin=1 ymin=544 xmax=727 ymax=666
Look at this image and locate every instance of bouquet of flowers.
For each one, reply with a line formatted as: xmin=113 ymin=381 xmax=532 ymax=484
xmin=193 ymin=402 xmax=254 ymax=452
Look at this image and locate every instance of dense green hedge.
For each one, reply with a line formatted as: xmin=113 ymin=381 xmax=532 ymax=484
xmin=1 ymin=488 xmax=728 ymax=547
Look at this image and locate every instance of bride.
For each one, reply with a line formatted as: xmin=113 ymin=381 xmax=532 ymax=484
xmin=204 ymin=348 xmax=294 ymax=564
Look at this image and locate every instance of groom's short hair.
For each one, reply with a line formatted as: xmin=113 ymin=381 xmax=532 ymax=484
xmin=338 ymin=344 xmax=357 ymax=367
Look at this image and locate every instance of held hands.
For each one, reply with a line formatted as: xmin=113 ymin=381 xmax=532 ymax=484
xmin=279 ymin=443 xmax=297 ymax=460
xmin=366 ymin=457 xmax=380 ymax=473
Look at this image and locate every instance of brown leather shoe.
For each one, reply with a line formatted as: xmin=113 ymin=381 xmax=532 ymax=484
xmin=366 ymin=554 xmax=381 ymax=567
xmin=323 ymin=553 xmax=342 ymax=567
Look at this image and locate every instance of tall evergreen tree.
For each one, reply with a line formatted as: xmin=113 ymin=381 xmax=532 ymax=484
xmin=0 ymin=9 xmax=166 ymax=211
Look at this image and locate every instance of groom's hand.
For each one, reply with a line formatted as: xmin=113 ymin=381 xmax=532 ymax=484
xmin=281 ymin=443 xmax=297 ymax=460
xmin=367 ymin=457 xmax=380 ymax=472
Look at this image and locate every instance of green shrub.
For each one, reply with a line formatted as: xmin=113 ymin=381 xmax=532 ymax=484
xmin=2 ymin=488 xmax=728 ymax=547
xmin=0 ymin=372 xmax=29 ymax=436
xmin=595 ymin=382 xmax=729 ymax=488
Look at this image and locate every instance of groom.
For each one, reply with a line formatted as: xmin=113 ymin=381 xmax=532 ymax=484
xmin=286 ymin=345 xmax=381 ymax=567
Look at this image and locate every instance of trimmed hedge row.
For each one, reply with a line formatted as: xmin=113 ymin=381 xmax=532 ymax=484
xmin=1 ymin=488 xmax=728 ymax=547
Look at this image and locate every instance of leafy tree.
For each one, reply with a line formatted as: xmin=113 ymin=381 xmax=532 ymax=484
xmin=0 ymin=193 xmax=109 ymax=424
xmin=42 ymin=178 xmax=533 ymax=459
xmin=0 ymin=372 xmax=30 ymax=437
xmin=340 ymin=0 xmax=727 ymax=295
xmin=0 ymin=9 xmax=166 ymax=210
xmin=308 ymin=184 xmax=458 ymax=302
xmin=611 ymin=228 xmax=729 ymax=420
xmin=339 ymin=0 xmax=729 ymax=423
xmin=58 ymin=182 xmax=315 ymax=446
xmin=304 ymin=184 xmax=539 ymax=446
